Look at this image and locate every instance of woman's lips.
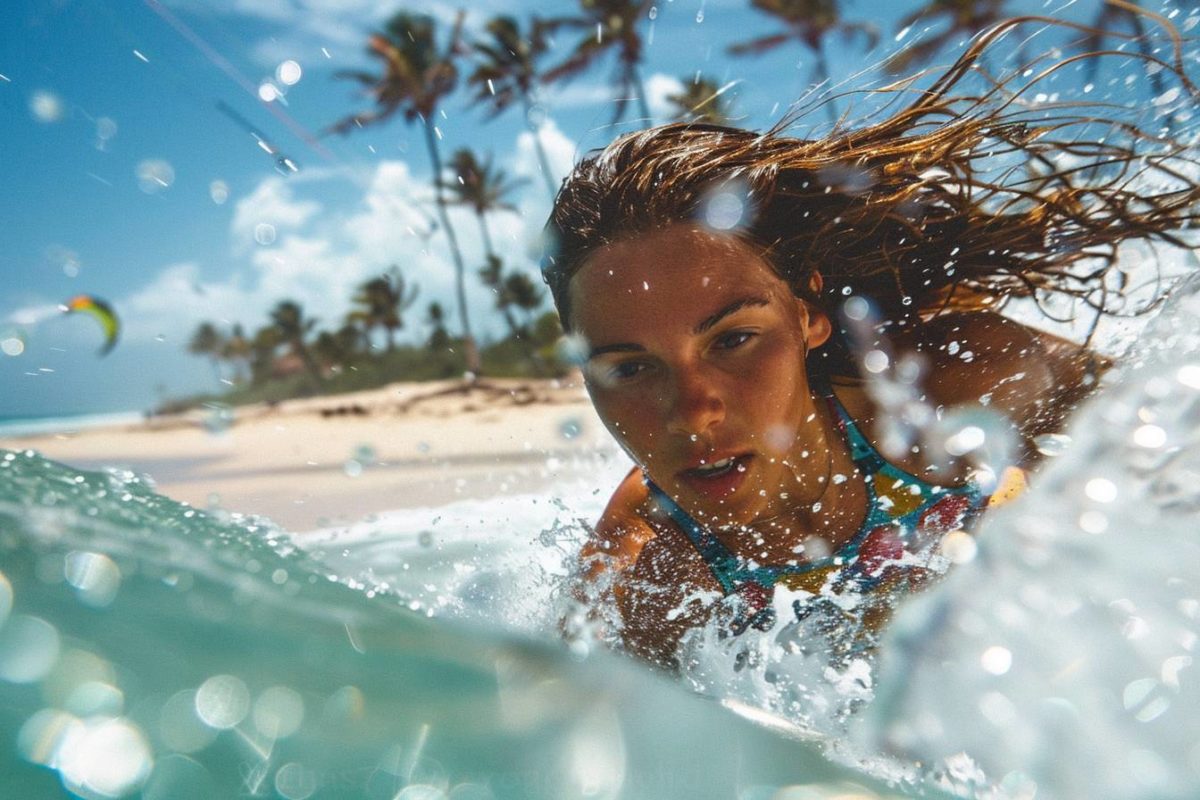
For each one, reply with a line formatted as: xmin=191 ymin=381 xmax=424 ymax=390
xmin=677 ymin=454 xmax=752 ymax=499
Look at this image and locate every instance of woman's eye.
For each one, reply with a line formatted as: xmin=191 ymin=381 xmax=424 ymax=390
xmin=714 ymin=330 xmax=755 ymax=350
xmin=609 ymin=361 xmax=647 ymax=381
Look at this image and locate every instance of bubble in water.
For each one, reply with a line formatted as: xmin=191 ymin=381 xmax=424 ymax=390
xmin=526 ymin=103 xmax=547 ymax=128
xmin=195 ymin=674 xmax=250 ymax=729
xmin=57 ymin=716 xmax=154 ymax=797
xmin=276 ymin=60 xmax=302 ymax=86
xmin=941 ymin=530 xmax=977 ymax=564
xmin=1 ymin=331 xmax=25 ymax=357
xmin=980 ymin=645 xmax=1013 ymax=675
xmin=0 ymin=615 xmax=62 ymax=683
xmin=159 ymin=690 xmax=218 ymax=753
xmin=1132 ymin=424 xmax=1166 ymax=449
xmin=275 ymin=762 xmax=318 ymax=799
xmin=254 ymin=686 xmax=305 ymax=739
xmin=136 ymin=159 xmax=175 ymax=194
xmin=209 ymin=180 xmax=229 ymax=204
xmin=64 ymin=551 xmax=122 ymax=608
xmin=418 ymin=530 xmax=434 ymax=548
xmin=95 ymin=116 xmax=118 ymax=140
xmin=843 ymin=296 xmax=871 ymax=321
xmin=30 ymin=89 xmax=64 ymax=122
xmin=343 ymin=459 xmax=364 ymax=478
xmin=702 ymin=186 xmax=747 ymax=231
xmin=258 ymin=81 xmax=281 ymax=102
xmin=65 ymin=681 xmax=125 ymax=717
xmin=353 ymin=444 xmax=377 ymax=464
xmin=559 ymin=417 xmax=583 ymax=440
xmin=1033 ymin=432 xmax=1071 ymax=457
xmin=202 ymin=403 xmax=233 ymax=434
xmin=254 ymin=223 xmax=277 ymax=245
xmin=18 ymin=708 xmax=79 ymax=766
xmin=1085 ymin=477 xmax=1118 ymax=504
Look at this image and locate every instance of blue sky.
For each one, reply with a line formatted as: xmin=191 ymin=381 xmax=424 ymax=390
xmin=0 ymin=0 xmax=1191 ymax=418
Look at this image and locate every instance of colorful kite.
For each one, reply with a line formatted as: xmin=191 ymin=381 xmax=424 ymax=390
xmin=63 ymin=295 xmax=120 ymax=356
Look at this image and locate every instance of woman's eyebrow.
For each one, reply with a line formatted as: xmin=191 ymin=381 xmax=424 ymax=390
xmin=587 ymin=342 xmax=645 ymax=359
xmin=693 ymin=295 xmax=770 ymax=335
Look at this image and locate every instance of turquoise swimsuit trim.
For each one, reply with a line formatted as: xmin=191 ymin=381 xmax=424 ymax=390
xmin=644 ymin=377 xmax=988 ymax=599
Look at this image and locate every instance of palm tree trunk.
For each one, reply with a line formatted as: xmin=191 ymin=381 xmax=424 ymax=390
xmin=477 ymin=215 xmax=523 ymax=340
xmin=521 ymin=95 xmax=559 ymax=200
xmin=633 ymin=63 xmax=651 ymax=123
xmin=423 ymin=115 xmax=481 ymax=375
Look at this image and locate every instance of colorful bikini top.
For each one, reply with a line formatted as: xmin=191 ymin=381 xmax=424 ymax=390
xmin=645 ymin=377 xmax=991 ymax=645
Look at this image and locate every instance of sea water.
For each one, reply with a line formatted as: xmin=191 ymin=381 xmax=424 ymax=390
xmin=5 ymin=292 xmax=1200 ymax=800
xmin=0 ymin=446 xmax=922 ymax=798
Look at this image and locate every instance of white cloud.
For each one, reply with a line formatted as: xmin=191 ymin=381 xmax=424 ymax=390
xmin=645 ymin=72 xmax=686 ymax=120
xmin=230 ymin=177 xmax=322 ymax=251
xmin=116 ymin=122 xmax=573 ymax=351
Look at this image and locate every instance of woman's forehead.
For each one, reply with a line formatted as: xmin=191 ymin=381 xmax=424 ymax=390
xmin=567 ymin=225 xmax=789 ymax=335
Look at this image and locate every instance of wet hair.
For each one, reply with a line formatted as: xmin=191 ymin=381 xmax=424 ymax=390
xmin=542 ymin=16 xmax=1200 ymax=377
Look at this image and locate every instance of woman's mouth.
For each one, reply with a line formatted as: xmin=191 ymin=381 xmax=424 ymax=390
xmin=678 ymin=455 xmax=752 ymax=498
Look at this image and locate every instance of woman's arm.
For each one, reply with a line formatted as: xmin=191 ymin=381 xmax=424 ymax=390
xmin=568 ymin=467 xmax=712 ymax=669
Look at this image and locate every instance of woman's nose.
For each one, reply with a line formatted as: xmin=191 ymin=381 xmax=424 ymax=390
xmin=665 ymin=366 xmax=726 ymax=438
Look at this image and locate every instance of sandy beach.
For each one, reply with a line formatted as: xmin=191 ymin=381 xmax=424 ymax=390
xmin=1 ymin=377 xmax=620 ymax=531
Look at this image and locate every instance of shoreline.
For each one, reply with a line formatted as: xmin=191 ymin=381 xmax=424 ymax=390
xmin=1 ymin=377 xmax=621 ymax=532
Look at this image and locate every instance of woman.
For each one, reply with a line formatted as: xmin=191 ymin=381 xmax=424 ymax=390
xmin=544 ymin=19 xmax=1200 ymax=668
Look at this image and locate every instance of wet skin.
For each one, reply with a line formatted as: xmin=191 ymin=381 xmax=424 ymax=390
xmin=570 ymin=225 xmax=838 ymax=534
xmin=567 ymin=224 xmax=1094 ymax=667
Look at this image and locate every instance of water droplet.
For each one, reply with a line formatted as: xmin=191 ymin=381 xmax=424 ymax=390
xmin=418 ymin=530 xmax=434 ymax=548
xmin=159 ymin=690 xmax=218 ymax=753
xmin=343 ymin=459 xmax=363 ymax=478
xmin=559 ymin=417 xmax=583 ymax=440
xmin=254 ymin=223 xmax=277 ymax=245
xmin=1 ymin=331 xmax=26 ymax=357
xmin=253 ymin=686 xmax=305 ymax=739
xmin=980 ymin=645 xmax=1012 ymax=675
xmin=258 ymin=81 xmax=281 ymax=102
xmin=209 ymin=180 xmax=229 ymax=204
xmin=63 ymin=551 xmax=121 ymax=608
xmin=195 ymin=674 xmax=250 ymax=729
xmin=0 ymin=615 xmax=61 ymax=683
xmin=30 ymin=90 xmax=64 ymax=122
xmin=276 ymin=60 xmax=302 ymax=86
xmin=275 ymin=762 xmax=318 ymax=799
xmin=1132 ymin=424 xmax=1167 ymax=449
xmin=57 ymin=716 xmax=154 ymax=796
xmin=1085 ymin=477 xmax=1118 ymax=503
xmin=136 ymin=159 xmax=175 ymax=194
xmin=702 ymin=186 xmax=746 ymax=230
xmin=1033 ymin=432 xmax=1071 ymax=456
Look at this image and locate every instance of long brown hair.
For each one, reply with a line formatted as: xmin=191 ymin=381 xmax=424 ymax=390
xmin=542 ymin=15 xmax=1200 ymax=377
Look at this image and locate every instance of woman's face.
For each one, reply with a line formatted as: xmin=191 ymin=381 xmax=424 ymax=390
xmin=569 ymin=224 xmax=831 ymax=528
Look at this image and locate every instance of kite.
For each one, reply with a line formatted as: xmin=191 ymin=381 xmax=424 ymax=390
xmin=63 ymin=295 xmax=120 ymax=356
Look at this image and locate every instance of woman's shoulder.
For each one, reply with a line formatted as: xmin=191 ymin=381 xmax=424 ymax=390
xmin=905 ymin=310 xmax=1097 ymax=443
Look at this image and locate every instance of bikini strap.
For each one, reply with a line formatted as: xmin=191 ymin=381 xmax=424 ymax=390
xmin=809 ymin=370 xmax=888 ymax=474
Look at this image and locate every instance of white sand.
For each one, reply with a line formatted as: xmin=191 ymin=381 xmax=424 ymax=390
xmin=2 ymin=377 xmax=620 ymax=531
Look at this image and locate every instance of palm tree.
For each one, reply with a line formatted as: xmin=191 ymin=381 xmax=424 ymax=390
xmin=351 ymin=267 xmax=419 ymax=352
xmin=269 ymin=300 xmax=323 ymax=385
xmin=883 ymin=0 xmax=1009 ymax=74
xmin=220 ymin=323 xmax=251 ymax=384
xmin=444 ymin=148 xmax=527 ymax=258
xmin=469 ymin=15 xmax=559 ymax=198
xmin=249 ymin=326 xmax=282 ymax=386
xmin=314 ymin=324 xmax=363 ymax=373
xmin=332 ymin=12 xmax=481 ymax=374
xmin=666 ymin=75 xmax=736 ymax=125
xmin=503 ymin=271 xmax=545 ymax=334
xmin=479 ymin=254 xmax=524 ymax=339
xmin=728 ymin=0 xmax=878 ymax=126
xmin=542 ymin=0 xmax=655 ymax=128
xmin=188 ymin=322 xmax=225 ymax=381
xmin=426 ymin=301 xmax=451 ymax=350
